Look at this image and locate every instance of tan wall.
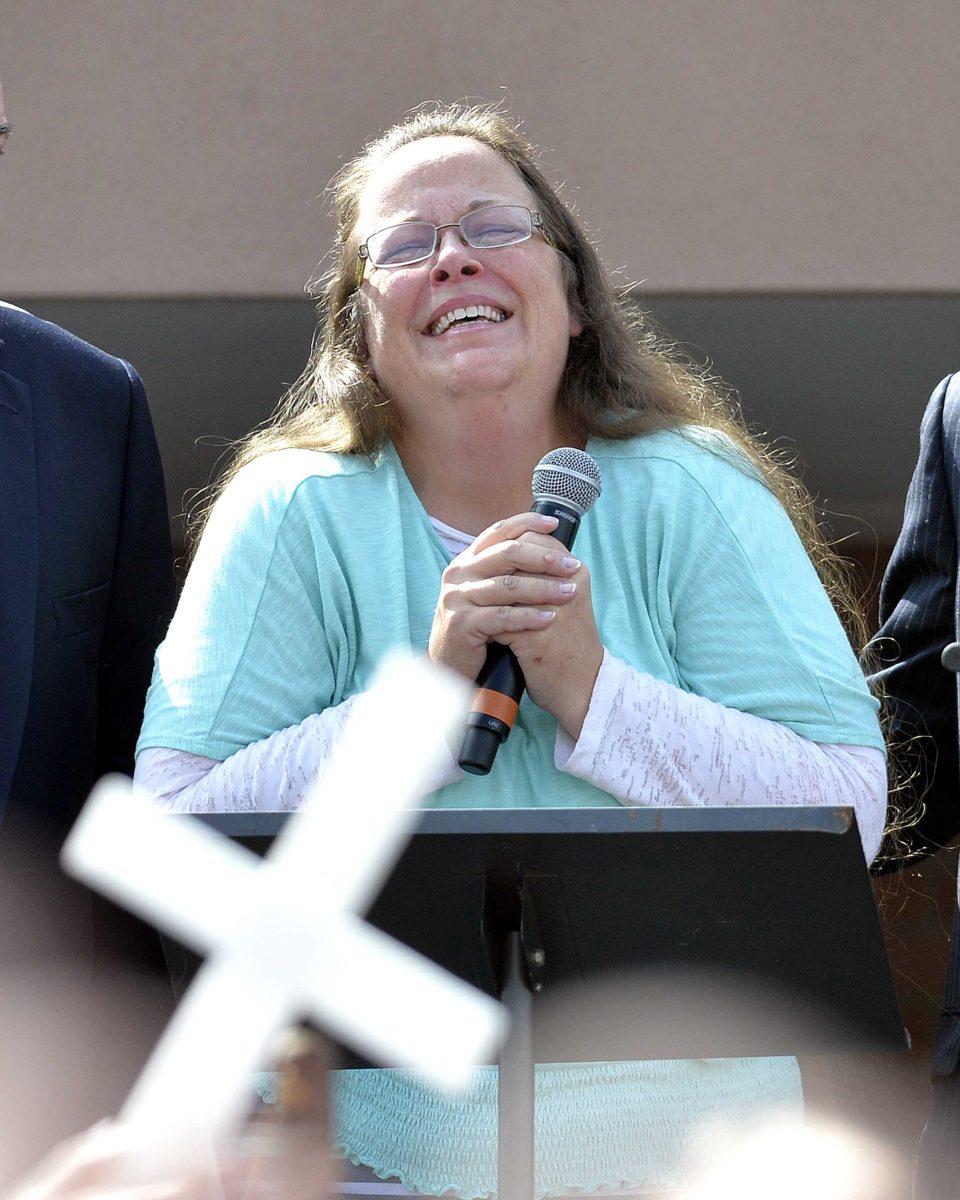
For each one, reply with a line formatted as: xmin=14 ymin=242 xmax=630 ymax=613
xmin=3 ymin=0 xmax=958 ymax=296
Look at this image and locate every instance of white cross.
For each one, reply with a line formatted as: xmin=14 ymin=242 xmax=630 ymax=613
xmin=61 ymin=653 xmax=507 ymax=1178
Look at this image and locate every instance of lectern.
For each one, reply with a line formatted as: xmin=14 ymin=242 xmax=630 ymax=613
xmin=180 ymin=805 xmax=904 ymax=1200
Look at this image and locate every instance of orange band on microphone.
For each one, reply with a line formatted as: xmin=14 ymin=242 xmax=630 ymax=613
xmin=470 ymin=688 xmax=520 ymax=728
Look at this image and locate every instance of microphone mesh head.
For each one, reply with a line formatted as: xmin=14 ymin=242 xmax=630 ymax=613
xmin=531 ymin=448 xmax=602 ymax=515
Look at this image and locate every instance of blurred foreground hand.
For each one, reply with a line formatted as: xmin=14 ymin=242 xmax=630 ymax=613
xmin=6 ymin=1028 xmax=330 ymax=1200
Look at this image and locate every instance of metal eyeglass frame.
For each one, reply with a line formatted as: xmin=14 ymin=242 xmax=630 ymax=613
xmin=355 ymin=205 xmax=551 ymax=287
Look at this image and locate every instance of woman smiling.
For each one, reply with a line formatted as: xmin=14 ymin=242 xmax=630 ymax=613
xmin=136 ymin=106 xmax=885 ymax=1196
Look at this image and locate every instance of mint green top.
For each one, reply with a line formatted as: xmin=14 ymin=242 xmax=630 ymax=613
xmin=139 ymin=430 xmax=882 ymax=767
xmin=138 ymin=430 xmax=882 ymax=1196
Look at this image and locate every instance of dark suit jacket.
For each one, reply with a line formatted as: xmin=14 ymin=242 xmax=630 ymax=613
xmin=0 ymin=303 xmax=176 ymax=843
xmin=872 ymin=371 xmax=960 ymax=1077
xmin=0 ymin=304 xmax=177 ymax=1179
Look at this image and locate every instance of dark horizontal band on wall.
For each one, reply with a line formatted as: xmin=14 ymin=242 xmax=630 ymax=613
xmin=9 ymin=295 xmax=959 ymax=560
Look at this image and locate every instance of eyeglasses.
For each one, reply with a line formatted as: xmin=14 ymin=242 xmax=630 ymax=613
xmin=357 ymin=204 xmax=547 ymax=273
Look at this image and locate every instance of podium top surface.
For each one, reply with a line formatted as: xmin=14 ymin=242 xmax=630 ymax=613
xmin=194 ymin=804 xmax=855 ymax=839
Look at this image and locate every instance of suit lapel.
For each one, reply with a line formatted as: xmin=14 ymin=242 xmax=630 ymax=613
xmin=0 ymin=366 xmax=39 ymax=817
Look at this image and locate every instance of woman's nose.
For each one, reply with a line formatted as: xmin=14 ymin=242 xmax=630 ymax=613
xmin=429 ymin=228 xmax=483 ymax=283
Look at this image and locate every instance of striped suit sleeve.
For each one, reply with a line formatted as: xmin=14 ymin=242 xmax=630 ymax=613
xmin=870 ymin=374 xmax=960 ymax=852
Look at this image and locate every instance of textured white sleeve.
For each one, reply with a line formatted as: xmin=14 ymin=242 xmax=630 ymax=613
xmin=555 ymin=651 xmax=887 ymax=864
xmin=133 ymin=697 xmax=463 ymax=813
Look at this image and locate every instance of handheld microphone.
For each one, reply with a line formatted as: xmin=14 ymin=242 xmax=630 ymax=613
xmin=458 ymin=447 xmax=603 ymax=775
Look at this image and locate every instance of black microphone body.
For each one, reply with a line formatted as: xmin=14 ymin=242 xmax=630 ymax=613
xmin=458 ymin=450 xmax=601 ymax=776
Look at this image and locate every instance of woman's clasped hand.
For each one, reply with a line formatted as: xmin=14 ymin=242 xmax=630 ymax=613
xmin=427 ymin=510 xmax=602 ymax=737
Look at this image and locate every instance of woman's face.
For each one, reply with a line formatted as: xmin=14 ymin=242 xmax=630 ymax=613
xmin=355 ymin=136 xmax=581 ymax=427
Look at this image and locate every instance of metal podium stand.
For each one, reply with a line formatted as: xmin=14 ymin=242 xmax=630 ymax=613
xmin=183 ymin=806 xmax=905 ymax=1200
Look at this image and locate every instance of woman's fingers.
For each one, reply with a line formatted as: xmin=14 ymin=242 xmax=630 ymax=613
xmin=473 ymin=604 xmax=559 ymax=638
xmin=452 ymin=536 xmax=579 ymax=584
xmin=468 ymin=511 xmax=559 ymax=555
xmin=447 ymin=512 xmax=580 ymax=583
xmin=428 ymin=595 xmax=556 ymax=679
xmin=461 ymin=571 xmax=577 ymax=608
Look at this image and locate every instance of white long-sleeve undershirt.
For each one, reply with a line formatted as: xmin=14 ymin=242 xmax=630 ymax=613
xmin=135 ymin=646 xmax=885 ymax=862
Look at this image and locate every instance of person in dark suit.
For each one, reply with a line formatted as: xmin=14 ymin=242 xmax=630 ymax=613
xmin=0 ymin=295 xmax=177 ymax=1180
xmin=0 ymin=301 xmax=176 ymax=846
xmin=871 ymin=371 xmax=960 ymax=1199
xmin=0 ymin=299 xmax=177 ymax=1181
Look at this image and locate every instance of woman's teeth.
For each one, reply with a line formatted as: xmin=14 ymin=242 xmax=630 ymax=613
xmin=429 ymin=305 xmax=508 ymax=336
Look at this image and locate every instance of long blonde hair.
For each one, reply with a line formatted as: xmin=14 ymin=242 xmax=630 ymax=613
xmin=189 ymin=103 xmax=866 ymax=652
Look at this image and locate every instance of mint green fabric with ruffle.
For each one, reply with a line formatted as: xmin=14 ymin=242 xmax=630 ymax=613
xmin=333 ymin=1057 xmax=802 ymax=1198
